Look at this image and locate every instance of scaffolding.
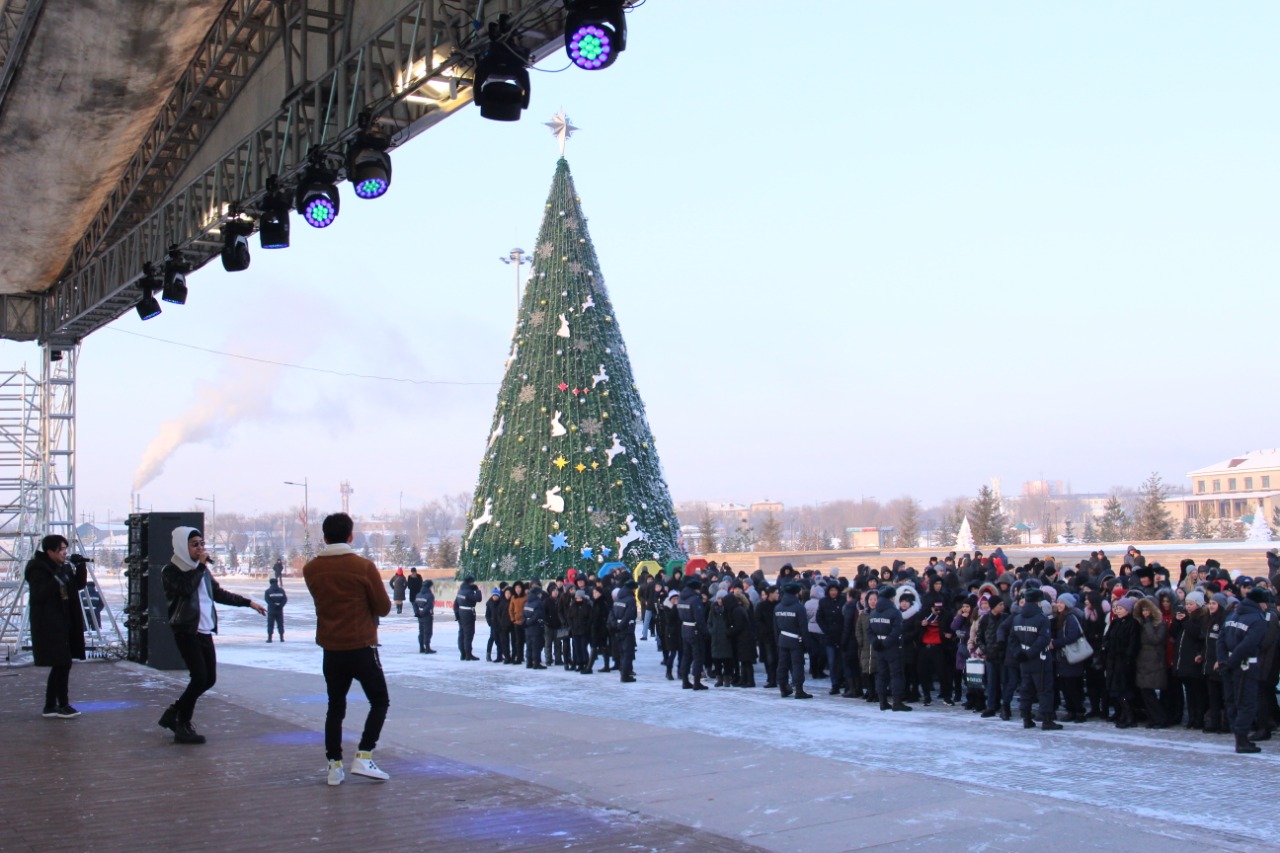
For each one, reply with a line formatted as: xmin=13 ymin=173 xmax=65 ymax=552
xmin=0 ymin=346 xmax=124 ymax=662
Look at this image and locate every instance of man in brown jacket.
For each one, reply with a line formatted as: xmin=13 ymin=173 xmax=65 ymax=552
xmin=303 ymin=512 xmax=392 ymax=786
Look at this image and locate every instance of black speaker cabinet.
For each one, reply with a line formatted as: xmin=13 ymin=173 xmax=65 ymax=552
xmin=125 ymin=511 xmax=203 ymax=670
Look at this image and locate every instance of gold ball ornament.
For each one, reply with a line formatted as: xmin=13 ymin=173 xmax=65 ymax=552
xmin=517 ymin=436 xmax=525 ymax=443
xmin=552 ymin=522 xmax=560 ymax=530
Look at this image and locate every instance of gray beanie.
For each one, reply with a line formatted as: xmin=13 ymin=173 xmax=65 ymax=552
xmin=1211 ymin=592 xmax=1229 ymax=609
xmin=1185 ymin=591 xmax=1206 ymax=607
xmin=1057 ymin=593 xmax=1077 ymax=609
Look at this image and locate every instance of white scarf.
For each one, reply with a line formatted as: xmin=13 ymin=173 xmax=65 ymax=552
xmin=317 ymin=542 xmax=355 ymax=557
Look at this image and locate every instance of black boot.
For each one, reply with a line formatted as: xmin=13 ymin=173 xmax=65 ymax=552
xmin=891 ymin=701 xmax=913 ymax=712
xmin=1042 ymin=717 xmax=1064 ymax=731
xmin=665 ymin=665 xmax=674 ymax=681
xmin=999 ymin=705 xmax=1011 ymax=722
xmin=1023 ymin=716 xmax=1036 ymax=729
xmin=158 ymin=705 xmax=178 ymax=732
xmin=692 ymin=676 xmax=709 ymax=691
xmin=1236 ymin=734 xmax=1262 ymax=754
xmin=682 ymin=677 xmax=694 ymax=690
xmin=794 ymin=688 xmax=814 ymax=699
xmin=1249 ymin=728 xmax=1273 ymax=742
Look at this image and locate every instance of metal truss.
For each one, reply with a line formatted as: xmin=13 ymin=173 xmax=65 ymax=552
xmin=0 ymin=0 xmax=44 ymax=121
xmin=10 ymin=0 xmax=570 ymax=347
xmin=0 ymin=347 xmax=123 ymax=661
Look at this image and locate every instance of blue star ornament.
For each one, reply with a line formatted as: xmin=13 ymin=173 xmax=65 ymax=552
xmin=580 ymin=546 xmax=594 ymax=559
xmin=601 ymin=547 xmax=612 ymax=557
xmin=550 ymin=532 xmax=569 ymax=551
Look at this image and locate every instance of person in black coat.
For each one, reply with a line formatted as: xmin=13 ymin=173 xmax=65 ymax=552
xmin=455 ymin=577 xmax=482 ymax=661
xmin=26 ymin=535 xmax=87 ymax=718
xmin=568 ymin=589 xmax=593 ymax=672
xmin=657 ymin=590 xmax=682 ymax=679
xmin=415 ymin=579 xmax=436 ymax=653
xmin=591 ymin=585 xmax=613 ymax=672
xmin=264 ymin=577 xmax=288 ymax=641
xmin=1102 ymin=598 xmax=1141 ymax=728
xmin=817 ymin=584 xmax=845 ymax=695
xmin=678 ymin=580 xmax=709 ymax=690
xmin=724 ymin=591 xmax=754 ymax=687
xmin=159 ymin=526 xmax=265 ymax=744
xmin=1173 ymin=591 xmax=1206 ymax=728
xmin=755 ymin=587 xmax=779 ymax=688
xmin=1011 ymin=588 xmax=1060 ymax=730
xmin=839 ymin=593 xmax=861 ymax=698
xmin=774 ymin=583 xmax=812 ymax=699
xmin=406 ymin=568 xmax=424 ymax=618
xmin=523 ymin=588 xmax=548 ymax=670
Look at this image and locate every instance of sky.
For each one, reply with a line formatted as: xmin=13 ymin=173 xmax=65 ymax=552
xmin=3 ymin=1 xmax=1277 ymax=522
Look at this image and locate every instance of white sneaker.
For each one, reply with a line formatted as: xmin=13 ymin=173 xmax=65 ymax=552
xmin=326 ymin=759 xmax=344 ymax=786
xmin=351 ymin=750 xmax=389 ymax=781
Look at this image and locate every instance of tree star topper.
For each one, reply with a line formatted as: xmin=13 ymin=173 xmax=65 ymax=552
xmin=545 ymin=109 xmax=579 ymax=156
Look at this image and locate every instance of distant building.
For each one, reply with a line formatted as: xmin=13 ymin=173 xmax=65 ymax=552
xmin=1164 ymin=449 xmax=1280 ymax=524
xmin=1022 ymin=480 xmax=1064 ymax=497
xmin=750 ymin=501 xmax=784 ymax=514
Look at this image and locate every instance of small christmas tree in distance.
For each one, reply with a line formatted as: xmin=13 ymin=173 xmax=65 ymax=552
xmin=459 ymin=122 xmax=684 ymax=581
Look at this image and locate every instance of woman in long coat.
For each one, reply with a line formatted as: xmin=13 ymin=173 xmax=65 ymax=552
xmin=26 ymin=534 xmax=87 ymax=717
xmin=1102 ymin=597 xmax=1141 ymax=728
xmin=1133 ymin=597 xmax=1169 ymax=728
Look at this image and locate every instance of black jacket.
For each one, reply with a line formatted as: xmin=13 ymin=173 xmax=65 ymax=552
xmin=161 ymin=561 xmax=251 ymax=636
xmin=25 ymin=552 xmax=87 ymax=667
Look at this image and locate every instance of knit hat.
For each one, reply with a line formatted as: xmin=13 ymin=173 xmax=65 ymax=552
xmin=783 ymin=582 xmax=802 ymax=595
xmin=575 ymin=589 xmax=588 ymax=600
xmin=1184 ymin=591 xmax=1205 ymax=607
xmin=1247 ymin=587 xmax=1270 ymax=604
xmin=1025 ymin=588 xmax=1044 ymax=604
xmin=1057 ymin=593 xmax=1077 ymax=609
xmin=1111 ymin=597 xmax=1133 ymax=613
xmin=714 ymin=589 xmax=728 ymax=601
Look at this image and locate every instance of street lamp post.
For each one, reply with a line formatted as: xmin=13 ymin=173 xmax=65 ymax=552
xmin=284 ymin=478 xmax=311 ymax=557
xmin=194 ymin=495 xmax=216 ymax=559
xmin=499 ymin=247 xmax=528 ymax=319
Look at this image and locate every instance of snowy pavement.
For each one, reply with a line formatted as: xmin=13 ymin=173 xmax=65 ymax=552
xmin=100 ymin=578 xmax=1278 ymax=850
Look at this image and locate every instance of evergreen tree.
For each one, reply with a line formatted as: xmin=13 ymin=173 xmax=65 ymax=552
xmin=935 ymin=505 xmax=962 ymax=548
xmin=895 ymin=499 xmax=921 ymax=548
xmin=698 ymin=508 xmax=718 ymax=555
xmin=1097 ymin=496 xmax=1129 ymax=543
xmin=437 ymin=536 xmax=459 ymax=569
xmin=407 ymin=543 xmax=423 ymax=564
xmin=1062 ymin=518 xmax=1076 ymax=544
xmin=1081 ymin=515 xmax=1098 ymax=544
xmin=969 ymin=486 xmax=1006 ymax=546
xmin=1195 ymin=512 xmax=1216 ymax=540
xmin=1131 ymin=472 xmax=1174 ymax=540
xmin=1178 ymin=517 xmax=1196 ymax=540
xmin=459 ymin=159 xmax=684 ymax=580
xmin=758 ymin=513 xmax=783 ymax=551
xmin=388 ymin=534 xmax=409 ymax=566
xmin=722 ymin=521 xmax=755 ymax=553
xmin=423 ymin=542 xmax=439 ymax=568
xmin=1217 ymin=518 xmax=1244 ymax=540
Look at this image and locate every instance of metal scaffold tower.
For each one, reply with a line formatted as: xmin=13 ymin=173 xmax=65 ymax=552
xmin=0 ymin=347 xmax=124 ymax=662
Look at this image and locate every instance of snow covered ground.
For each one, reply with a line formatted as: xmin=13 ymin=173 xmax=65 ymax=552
xmin=94 ymin=577 xmax=1279 ymax=845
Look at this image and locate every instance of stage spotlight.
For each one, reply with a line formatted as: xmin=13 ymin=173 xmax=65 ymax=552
xmin=136 ymin=264 xmax=162 ymax=320
xmin=162 ymin=247 xmax=189 ymax=305
xmin=565 ymin=1 xmax=626 ymax=70
xmin=473 ymin=20 xmax=531 ymax=121
xmin=260 ymin=177 xmax=291 ymax=249
xmin=347 ymin=122 xmax=392 ymax=200
xmin=221 ymin=219 xmax=252 ymax=272
xmin=295 ymin=157 xmax=340 ymax=228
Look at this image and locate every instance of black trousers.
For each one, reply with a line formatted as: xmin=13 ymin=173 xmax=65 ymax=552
xmin=875 ymin=649 xmax=905 ymax=702
xmin=679 ymin=635 xmax=703 ymax=679
xmin=322 ymin=646 xmax=390 ymax=761
xmin=456 ymin=611 xmax=475 ymax=656
xmin=44 ymin=664 xmax=71 ymax=707
xmin=1223 ymin=667 xmax=1259 ymax=738
xmin=777 ymin=642 xmax=805 ymax=690
xmin=267 ymin=610 xmax=284 ymax=639
xmin=616 ymin=631 xmax=636 ymax=676
xmin=417 ymin=615 xmax=434 ymax=651
xmin=525 ymin=624 xmax=544 ymax=665
xmin=1018 ymin=664 xmax=1051 ymax=721
xmin=174 ymin=632 xmax=217 ymax=723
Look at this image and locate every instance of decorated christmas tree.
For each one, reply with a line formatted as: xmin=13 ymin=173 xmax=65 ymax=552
xmin=458 ymin=153 xmax=684 ymax=581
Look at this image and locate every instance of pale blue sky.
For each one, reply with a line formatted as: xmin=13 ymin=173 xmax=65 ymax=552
xmin=4 ymin=2 xmax=1277 ymax=520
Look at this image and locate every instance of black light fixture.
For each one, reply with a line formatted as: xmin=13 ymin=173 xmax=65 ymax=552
xmin=136 ymin=263 xmax=162 ymax=320
xmin=260 ymin=176 xmax=291 ymax=249
xmin=564 ymin=0 xmax=627 ymax=70
xmin=50 ymin=350 xmax=63 ymax=362
xmin=473 ymin=17 xmax=531 ymax=121
xmin=162 ymin=245 xmax=189 ymax=304
xmin=295 ymin=149 xmax=340 ymax=228
xmin=347 ymin=115 xmax=392 ymax=199
xmin=221 ymin=217 xmax=253 ymax=272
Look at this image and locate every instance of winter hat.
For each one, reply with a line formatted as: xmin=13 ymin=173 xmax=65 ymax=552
xmin=1111 ymin=598 xmax=1133 ymax=614
xmin=1211 ymin=592 xmax=1229 ymax=609
xmin=423 ymin=579 xmax=434 ymax=588
xmin=464 ymin=576 xmax=476 ymax=584
xmin=1184 ymin=591 xmax=1205 ymax=607
xmin=1024 ymin=588 xmax=1045 ymax=604
xmin=685 ymin=578 xmax=702 ymax=591
xmin=575 ymin=589 xmax=588 ymax=601
xmin=879 ymin=586 xmax=896 ymax=600
xmin=783 ymin=582 xmax=802 ymax=595
xmin=624 ymin=579 xmax=638 ymax=590
xmin=1057 ymin=593 xmax=1077 ymax=609
xmin=1247 ymin=588 xmax=1270 ymax=604
xmin=714 ymin=589 xmax=728 ymax=601
xmin=491 ymin=588 xmax=501 ymax=596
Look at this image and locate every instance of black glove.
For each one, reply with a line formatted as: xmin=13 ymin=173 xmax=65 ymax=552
xmin=872 ymin=639 xmax=885 ymax=652
xmin=1015 ymin=650 xmax=1029 ymax=663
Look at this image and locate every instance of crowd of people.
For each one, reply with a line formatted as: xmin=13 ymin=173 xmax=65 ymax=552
xmin=450 ymin=546 xmax=1279 ymax=755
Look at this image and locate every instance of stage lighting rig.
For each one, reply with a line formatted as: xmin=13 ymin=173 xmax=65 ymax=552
xmin=564 ymin=1 xmax=626 ymax=70
xmin=162 ymin=246 xmax=189 ymax=305
xmin=347 ymin=115 xmax=392 ymax=199
xmin=295 ymin=150 xmax=341 ymax=228
xmin=473 ymin=17 xmax=531 ymax=121
xmin=259 ymin=176 xmax=291 ymax=249
xmin=136 ymin=263 xmax=162 ymax=320
xmin=221 ymin=216 xmax=253 ymax=272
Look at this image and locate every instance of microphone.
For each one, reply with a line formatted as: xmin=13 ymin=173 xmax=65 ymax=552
xmin=68 ymin=554 xmax=95 ymax=564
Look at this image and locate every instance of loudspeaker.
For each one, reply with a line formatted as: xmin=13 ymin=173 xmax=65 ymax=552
xmin=125 ymin=512 xmax=203 ymax=670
